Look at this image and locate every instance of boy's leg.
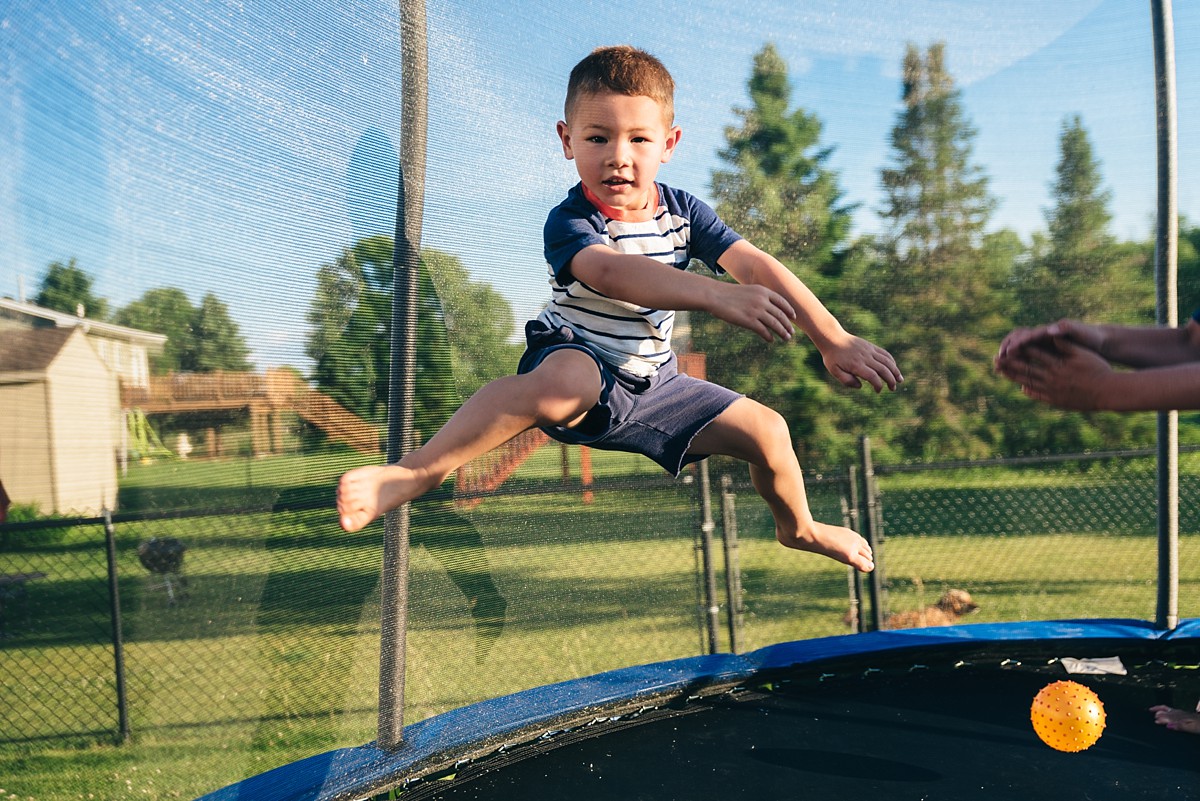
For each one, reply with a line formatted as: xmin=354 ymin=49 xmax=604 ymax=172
xmin=337 ymin=349 xmax=602 ymax=532
xmin=686 ymin=398 xmax=874 ymax=572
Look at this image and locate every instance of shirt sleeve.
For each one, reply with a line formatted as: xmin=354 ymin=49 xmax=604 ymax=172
xmin=543 ymin=187 xmax=607 ymax=284
xmin=675 ymin=189 xmax=742 ymax=274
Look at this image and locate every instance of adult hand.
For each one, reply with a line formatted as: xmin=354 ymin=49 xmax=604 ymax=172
xmin=1150 ymin=704 xmax=1200 ymax=734
xmin=996 ymin=319 xmax=1103 ymax=363
xmin=996 ymin=337 xmax=1114 ymax=411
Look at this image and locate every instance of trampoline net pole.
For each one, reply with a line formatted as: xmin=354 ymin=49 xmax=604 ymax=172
xmin=1151 ymin=0 xmax=1179 ymax=631
xmin=719 ymin=474 xmax=744 ymax=655
xmin=379 ymin=0 xmax=428 ymax=748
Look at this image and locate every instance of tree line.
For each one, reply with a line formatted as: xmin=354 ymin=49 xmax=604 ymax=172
xmin=29 ymin=258 xmax=252 ymax=374
xmin=31 ymin=41 xmax=1200 ymax=465
xmin=692 ymin=41 xmax=1199 ymax=465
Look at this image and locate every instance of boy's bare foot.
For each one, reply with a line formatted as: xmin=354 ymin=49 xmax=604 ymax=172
xmin=337 ymin=464 xmax=439 ymax=532
xmin=776 ymin=520 xmax=874 ymax=572
xmin=1151 ymin=705 xmax=1200 ymax=734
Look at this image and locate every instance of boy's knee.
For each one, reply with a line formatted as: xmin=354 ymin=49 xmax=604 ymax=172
xmin=520 ymin=351 xmax=602 ymax=426
xmin=751 ymin=403 xmax=790 ymax=439
xmin=751 ymin=405 xmax=796 ymax=459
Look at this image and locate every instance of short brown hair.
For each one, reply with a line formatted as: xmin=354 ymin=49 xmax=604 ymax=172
xmin=564 ymin=45 xmax=675 ymax=125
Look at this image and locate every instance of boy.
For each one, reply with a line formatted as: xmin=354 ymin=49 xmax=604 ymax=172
xmin=338 ymin=45 xmax=902 ymax=573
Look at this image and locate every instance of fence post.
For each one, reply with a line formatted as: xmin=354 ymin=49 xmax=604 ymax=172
xmin=103 ymin=509 xmax=131 ymax=743
xmin=718 ymin=474 xmax=744 ymax=655
xmin=695 ymin=460 xmax=721 ymax=655
xmin=858 ymin=436 xmax=885 ymax=631
xmin=844 ymin=465 xmax=865 ymax=634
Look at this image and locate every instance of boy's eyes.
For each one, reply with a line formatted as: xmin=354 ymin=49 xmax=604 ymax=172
xmin=585 ymin=135 xmax=651 ymax=144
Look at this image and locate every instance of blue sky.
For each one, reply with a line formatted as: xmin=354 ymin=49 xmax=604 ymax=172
xmin=1 ymin=0 xmax=1197 ymax=369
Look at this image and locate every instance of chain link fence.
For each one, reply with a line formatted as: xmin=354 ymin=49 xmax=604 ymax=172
xmin=1 ymin=445 xmax=1194 ymax=798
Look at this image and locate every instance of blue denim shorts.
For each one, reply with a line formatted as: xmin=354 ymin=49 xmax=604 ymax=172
xmin=516 ymin=321 xmax=742 ymax=476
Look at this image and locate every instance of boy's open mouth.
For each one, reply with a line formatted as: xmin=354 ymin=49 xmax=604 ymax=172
xmin=603 ymin=177 xmax=632 ymax=187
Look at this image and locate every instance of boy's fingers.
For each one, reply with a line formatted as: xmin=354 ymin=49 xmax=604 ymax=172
xmin=876 ymin=355 xmax=902 ymax=389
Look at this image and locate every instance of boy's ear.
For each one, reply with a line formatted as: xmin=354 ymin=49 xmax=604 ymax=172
xmin=556 ymin=120 xmax=575 ymax=160
xmin=660 ymin=125 xmax=682 ymax=164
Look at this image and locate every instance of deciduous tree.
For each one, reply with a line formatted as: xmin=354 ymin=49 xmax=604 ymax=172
xmin=34 ymin=258 xmax=108 ymax=319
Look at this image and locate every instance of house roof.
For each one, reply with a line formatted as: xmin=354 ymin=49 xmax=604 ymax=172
xmin=0 ymin=326 xmax=78 ymax=373
xmin=0 ymin=297 xmax=168 ymax=348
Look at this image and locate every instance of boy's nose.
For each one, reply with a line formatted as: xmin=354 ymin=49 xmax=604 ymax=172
xmin=608 ymin=141 xmax=631 ymax=166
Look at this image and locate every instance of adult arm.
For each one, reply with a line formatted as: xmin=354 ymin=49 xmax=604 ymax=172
xmin=1012 ymin=337 xmax=1200 ymax=411
xmin=998 ymin=318 xmax=1200 ymax=369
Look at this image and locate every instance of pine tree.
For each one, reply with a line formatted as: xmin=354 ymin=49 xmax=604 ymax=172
xmin=1002 ymin=115 xmax=1155 ymax=455
xmin=693 ymin=44 xmax=859 ymax=463
xmin=709 ymin=44 xmax=852 ymax=278
xmin=1014 ymin=115 xmax=1148 ymax=326
xmin=871 ymin=42 xmax=1010 ymax=460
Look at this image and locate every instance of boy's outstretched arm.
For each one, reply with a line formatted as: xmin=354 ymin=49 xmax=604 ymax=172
xmin=569 ymin=244 xmax=798 ymax=343
xmin=570 ymin=241 xmax=901 ymax=391
xmin=718 ymin=240 xmax=903 ymax=392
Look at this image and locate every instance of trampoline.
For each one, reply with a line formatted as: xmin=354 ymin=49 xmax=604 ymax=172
xmin=199 ymin=619 xmax=1200 ymax=800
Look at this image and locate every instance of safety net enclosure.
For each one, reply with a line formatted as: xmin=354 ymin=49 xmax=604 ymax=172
xmin=2 ymin=2 xmax=1200 ymax=800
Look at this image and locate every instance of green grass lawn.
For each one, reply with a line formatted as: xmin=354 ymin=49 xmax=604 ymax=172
xmin=1 ymin=447 xmax=1197 ymax=800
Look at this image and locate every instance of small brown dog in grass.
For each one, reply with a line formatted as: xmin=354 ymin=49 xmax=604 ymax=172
xmin=884 ymin=589 xmax=979 ymax=630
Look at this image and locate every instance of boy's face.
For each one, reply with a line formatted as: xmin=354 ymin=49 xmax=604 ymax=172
xmin=557 ymin=91 xmax=681 ymax=217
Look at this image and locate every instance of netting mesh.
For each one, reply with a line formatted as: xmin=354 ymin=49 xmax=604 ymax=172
xmin=2 ymin=2 xmax=1199 ymax=799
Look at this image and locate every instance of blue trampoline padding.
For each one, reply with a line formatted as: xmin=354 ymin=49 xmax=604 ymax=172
xmin=196 ymin=618 xmax=1199 ymax=801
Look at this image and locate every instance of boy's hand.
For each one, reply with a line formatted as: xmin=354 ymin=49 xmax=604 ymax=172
xmin=819 ymin=332 xmax=903 ymax=392
xmin=710 ymin=282 xmax=797 ymax=343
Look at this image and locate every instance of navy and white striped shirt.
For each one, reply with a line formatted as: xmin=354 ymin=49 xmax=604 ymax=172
xmin=539 ymin=182 xmax=742 ymax=377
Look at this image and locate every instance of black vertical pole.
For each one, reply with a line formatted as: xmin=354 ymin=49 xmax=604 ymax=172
xmin=718 ymin=474 xmax=744 ymax=655
xmin=858 ymin=436 xmax=885 ymax=632
xmin=103 ymin=510 xmax=130 ymax=743
xmin=1151 ymin=0 xmax=1179 ymax=631
xmin=379 ymin=0 xmax=427 ymax=749
xmin=696 ymin=460 xmax=721 ymax=655
xmin=845 ymin=465 xmax=864 ymax=634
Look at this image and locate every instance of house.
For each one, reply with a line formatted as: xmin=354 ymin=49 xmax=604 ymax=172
xmin=0 ymin=297 xmax=166 ymax=389
xmin=0 ymin=327 xmax=120 ymax=515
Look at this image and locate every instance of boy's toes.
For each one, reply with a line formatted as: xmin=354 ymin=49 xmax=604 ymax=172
xmin=340 ymin=510 xmax=371 ymax=533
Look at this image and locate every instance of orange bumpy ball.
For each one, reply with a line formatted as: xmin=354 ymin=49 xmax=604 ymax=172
xmin=1030 ymin=680 xmax=1106 ymax=752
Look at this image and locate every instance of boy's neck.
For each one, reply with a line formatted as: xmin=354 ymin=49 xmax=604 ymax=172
xmin=582 ymin=182 xmax=659 ymax=223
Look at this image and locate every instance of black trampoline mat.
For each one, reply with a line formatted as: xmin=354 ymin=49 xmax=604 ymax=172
xmin=403 ymin=649 xmax=1200 ymax=800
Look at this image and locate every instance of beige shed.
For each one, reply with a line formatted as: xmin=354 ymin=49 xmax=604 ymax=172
xmin=0 ymin=327 xmax=120 ymax=516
